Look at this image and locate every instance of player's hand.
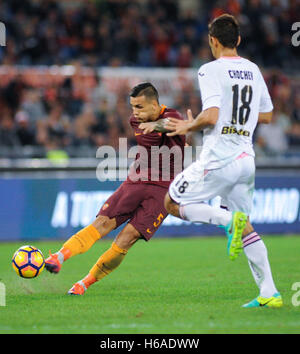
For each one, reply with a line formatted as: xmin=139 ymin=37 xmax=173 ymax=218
xmin=138 ymin=122 xmax=155 ymax=134
xmin=165 ymin=109 xmax=194 ymax=136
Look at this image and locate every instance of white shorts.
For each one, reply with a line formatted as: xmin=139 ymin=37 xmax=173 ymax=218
xmin=169 ymin=154 xmax=255 ymax=215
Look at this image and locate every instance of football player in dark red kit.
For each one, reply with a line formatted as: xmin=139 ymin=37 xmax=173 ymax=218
xmin=45 ymin=82 xmax=186 ymax=295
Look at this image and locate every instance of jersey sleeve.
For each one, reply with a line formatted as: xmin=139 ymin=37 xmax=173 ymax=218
xmin=258 ymin=70 xmax=273 ymax=113
xmin=198 ymin=64 xmax=222 ymax=111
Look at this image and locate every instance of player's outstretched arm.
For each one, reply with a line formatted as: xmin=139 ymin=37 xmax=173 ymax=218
xmin=139 ymin=119 xmax=171 ymax=134
xmin=166 ymin=107 xmax=219 ymax=136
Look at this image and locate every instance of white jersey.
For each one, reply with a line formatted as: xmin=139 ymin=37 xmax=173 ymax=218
xmin=197 ymin=56 xmax=273 ymax=169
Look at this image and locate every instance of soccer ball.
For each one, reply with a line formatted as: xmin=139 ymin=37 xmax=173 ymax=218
xmin=12 ymin=245 xmax=45 ymax=278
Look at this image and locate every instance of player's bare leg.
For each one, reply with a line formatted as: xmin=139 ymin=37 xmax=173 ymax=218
xmin=164 ymin=193 xmax=180 ymax=217
xmin=113 ymin=223 xmax=141 ymax=250
xmin=68 ymin=223 xmax=141 ymax=295
xmin=45 ymin=215 xmax=116 ymax=274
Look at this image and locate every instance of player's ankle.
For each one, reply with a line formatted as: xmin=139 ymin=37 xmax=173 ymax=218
xmin=58 ymin=247 xmax=72 ymax=263
xmin=82 ymin=273 xmax=97 ymax=289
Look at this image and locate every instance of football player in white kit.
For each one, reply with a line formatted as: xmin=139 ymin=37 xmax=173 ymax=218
xmin=164 ymin=14 xmax=282 ymax=308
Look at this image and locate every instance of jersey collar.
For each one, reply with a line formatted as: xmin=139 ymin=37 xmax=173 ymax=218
xmin=220 ymin=56 xmax=241 ymax=59
xmin=159 ymin=104 xmax=167 ymax=116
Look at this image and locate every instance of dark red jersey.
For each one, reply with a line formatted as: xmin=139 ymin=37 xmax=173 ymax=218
xmin=128 ymin=105 xmax=186 ymax=188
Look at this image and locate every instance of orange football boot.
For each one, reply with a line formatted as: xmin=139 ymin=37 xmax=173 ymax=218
xmin=45 ymin=251 xmax=62 ymax=274
xmin=68 ymin=282 xmax=86 ymax=295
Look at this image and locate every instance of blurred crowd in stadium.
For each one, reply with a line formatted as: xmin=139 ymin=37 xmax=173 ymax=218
xmin=0 ymin=0 xmax=299 ymax=159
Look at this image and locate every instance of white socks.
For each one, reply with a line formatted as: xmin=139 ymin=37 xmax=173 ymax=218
xmin=242 ymin=232 xmax=278 ymax=298
xmin=180 ymin=203 xmax=232 ymax=226
xmin=180 ymin=203 xmax=278 ymax=298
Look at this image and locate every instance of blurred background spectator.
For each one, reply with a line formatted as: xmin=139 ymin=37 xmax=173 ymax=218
xmin=0 ymin=0 xmax=299 ymax=158
xmin=255 ymin=100 xmax=291 ymax=157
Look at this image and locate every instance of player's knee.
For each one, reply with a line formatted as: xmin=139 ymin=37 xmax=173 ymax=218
xmin=164 ymin=193 xmax=171 ymax=212
xmin=115 ymin=228 xmax=140 ymax=250
xmin=114 ymin=223 xmax=141 ymax=250
xmin=92 ymin=215 xmax=116 ymax=234
xmin=164 ymin=193 xmax=180 ymax=217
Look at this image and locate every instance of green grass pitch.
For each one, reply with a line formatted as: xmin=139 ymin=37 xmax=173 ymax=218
xmin=1 ymin=235 xmax=300 ymax=334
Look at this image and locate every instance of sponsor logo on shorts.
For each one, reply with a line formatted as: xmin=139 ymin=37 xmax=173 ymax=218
xmin=102 ymin=203 xmax=109 ymax=211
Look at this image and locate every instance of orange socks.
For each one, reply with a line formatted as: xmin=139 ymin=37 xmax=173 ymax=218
xmin=81 ymin=273 xmax=97 ymax=289
xmin=59 ymin=224 xmax=101 ymax=261
xmin=88 ymin=242 xmax=128 ymax=283
xmin=56 ymin=227 xmax=128 ymax=291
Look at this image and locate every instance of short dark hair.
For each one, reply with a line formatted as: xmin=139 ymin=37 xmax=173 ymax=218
xmin=130 ymin=82 xmax=159 ymax=103
xmin=208 ymin=14 xmax=240 ymax=49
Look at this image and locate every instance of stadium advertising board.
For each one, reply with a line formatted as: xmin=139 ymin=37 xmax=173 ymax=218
xmin=0 ymin=175 xmax=300 ymax=240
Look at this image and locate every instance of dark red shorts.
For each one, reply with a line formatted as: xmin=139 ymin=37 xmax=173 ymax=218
xmin=97 ymin=180 xmax=169 ymax=240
